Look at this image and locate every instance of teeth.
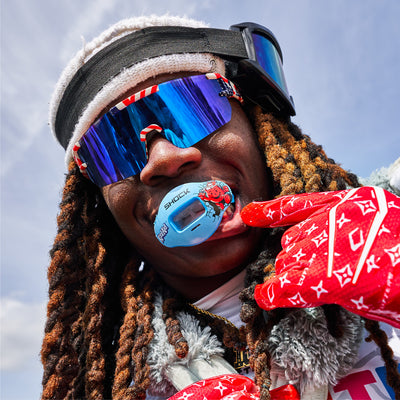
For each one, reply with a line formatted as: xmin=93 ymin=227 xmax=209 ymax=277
xmin=223 ymin=204 xmax=235 ymax=219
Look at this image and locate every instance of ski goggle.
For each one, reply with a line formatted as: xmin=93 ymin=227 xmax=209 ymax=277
xmin=73 ymin=74 xmax=242 ymax=187
xmin=229 ymin=22 xmax=294 ymax=116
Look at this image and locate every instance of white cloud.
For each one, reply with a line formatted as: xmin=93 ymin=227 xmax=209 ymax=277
xmin=0 ymin=297 xmax=46 ymax=371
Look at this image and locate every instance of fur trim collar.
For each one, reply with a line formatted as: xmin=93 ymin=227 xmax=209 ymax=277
xmin=147 ymin=294 xmax=228 ymax=397
xmin=146 ymin=294 xmax=363 ymax=397
xmin=268 ymin=307 xmax=363 ymax=393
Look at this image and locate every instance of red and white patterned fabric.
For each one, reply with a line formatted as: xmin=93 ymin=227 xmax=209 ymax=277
xmin=240 ymin=187 xmax=400 ymax=328
xmin=168 ymin=375 xmax=299 ymax=400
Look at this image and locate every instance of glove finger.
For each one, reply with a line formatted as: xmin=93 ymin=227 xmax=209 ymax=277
xmin=168 ymin=374 xmax=258 ymax=400
xmin=222 ymin=392 xmax=259 ymax=400
xmin=241 ymin=190 xmax=347 ymax=228
xmin=254 ymin=264 xmax=318 ymax=311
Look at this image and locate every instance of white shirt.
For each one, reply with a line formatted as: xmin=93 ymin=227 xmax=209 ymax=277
xmin=193 ymin=269 xmax=247 ymax=328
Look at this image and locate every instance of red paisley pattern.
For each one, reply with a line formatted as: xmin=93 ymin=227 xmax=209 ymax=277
xmin=168 ymin=374 xmax=299 ymax=400
xmin=241 ymin=187 xmax=400 ymax=328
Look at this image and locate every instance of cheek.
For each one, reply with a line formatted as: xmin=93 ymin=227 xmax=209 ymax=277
xmin=101 ymin=181 xmax=161 ymax=257
xmin=101 ymin=182 xmax=140 ymax=236
xmin=209 ymin=116 xmax=264 ymax=171
xmin=102 ymin=184 xmax=131 ymax=214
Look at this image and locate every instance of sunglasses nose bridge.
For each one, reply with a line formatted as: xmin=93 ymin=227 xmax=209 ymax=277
xmin=139 ymin=135 xmax=202 ymax=185
xmin=140 ymin=124 xmax=163 ymax=159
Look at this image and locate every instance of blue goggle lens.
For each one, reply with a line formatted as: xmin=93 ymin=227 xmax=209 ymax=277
xmin=252 ymin=32 xmax=289 ymax=97
xmin=76 ymin=75 xmax=234 ymax=187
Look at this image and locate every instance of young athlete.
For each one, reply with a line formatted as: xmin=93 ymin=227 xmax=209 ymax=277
xmin=41 ymin=15 xmax=400 ymax=400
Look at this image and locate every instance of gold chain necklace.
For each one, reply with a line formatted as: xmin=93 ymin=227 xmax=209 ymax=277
xmin=187 ymin=303 xmax=251 ymax=372
xmin=187 ymin=303 xmax=238 ymax=328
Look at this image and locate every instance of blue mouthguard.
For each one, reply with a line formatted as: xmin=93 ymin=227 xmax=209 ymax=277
xmin=154 ymin=180 xmax=234 ymax=248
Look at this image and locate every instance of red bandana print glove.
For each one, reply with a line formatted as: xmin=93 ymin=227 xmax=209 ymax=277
xmin=241 ymin=186 xmax=400 ymax=328
xmin=168 ymin=374 xmax=299 ymax=400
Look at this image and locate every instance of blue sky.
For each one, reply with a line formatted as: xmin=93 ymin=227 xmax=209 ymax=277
xmin=1 ymin=1 xmax=399 ymax=399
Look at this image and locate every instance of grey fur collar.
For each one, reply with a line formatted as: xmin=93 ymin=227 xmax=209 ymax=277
xmin=360 ymin=158 xmax=400 ymax=196
xmin=147 ymin=294 xmax=226 ymax=397
xmin=146 ymin=294 xmax=363 ymax=397
xmin=267 ymin=307 xmax=363 ymax=394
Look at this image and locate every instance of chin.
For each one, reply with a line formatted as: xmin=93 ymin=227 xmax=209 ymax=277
xmin=191 ymin=229 xmax=264 ymax=275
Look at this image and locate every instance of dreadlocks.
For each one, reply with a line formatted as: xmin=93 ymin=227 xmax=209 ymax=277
xmin=41 ymin=108 xmax=399 ymax=400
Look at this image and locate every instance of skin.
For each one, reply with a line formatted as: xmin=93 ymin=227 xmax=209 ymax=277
xmin=101 ymin=72 xmax=272 ymax=300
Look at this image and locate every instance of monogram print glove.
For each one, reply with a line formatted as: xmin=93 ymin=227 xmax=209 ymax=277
xmin=168 ymin=374 xmax=299 ymax=400
xmin=241 ymin=187 xmax=400 ymax=328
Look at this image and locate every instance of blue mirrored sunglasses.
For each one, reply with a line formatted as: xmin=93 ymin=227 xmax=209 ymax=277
xmin=74 ymin=74 xmax=241 ymax=187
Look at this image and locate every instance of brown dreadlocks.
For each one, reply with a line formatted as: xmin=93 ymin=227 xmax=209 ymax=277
xmin=41 ymin=108 xmax=400 ymax=400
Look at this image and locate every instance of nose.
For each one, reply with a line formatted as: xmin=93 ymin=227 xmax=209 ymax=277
xmin=139 ymin=136 xmax=202 ymax=186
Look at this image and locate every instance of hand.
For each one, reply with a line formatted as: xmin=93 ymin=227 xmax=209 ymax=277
xmin=241 ymin=186 xmax=400 ymax=328
xmin=168 ymin=374 xmax=299 ymax=400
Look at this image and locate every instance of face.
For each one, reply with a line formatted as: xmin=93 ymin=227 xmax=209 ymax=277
xmin=101 ymin=72 xmax=272 ymax=300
